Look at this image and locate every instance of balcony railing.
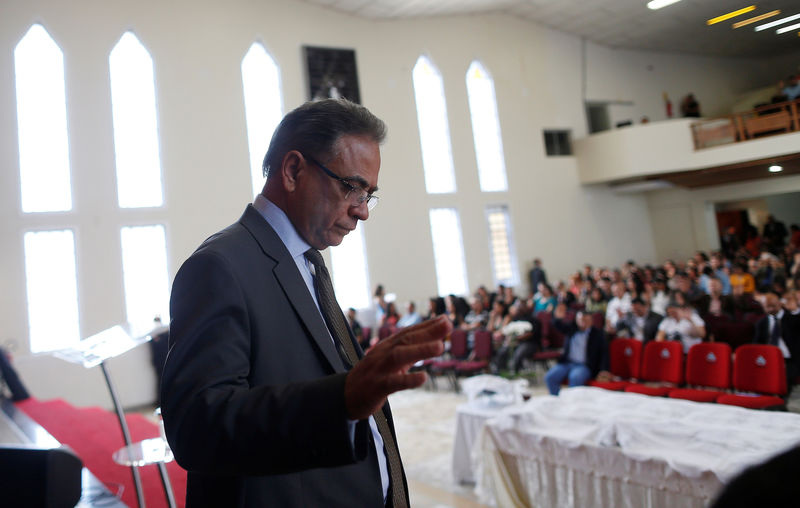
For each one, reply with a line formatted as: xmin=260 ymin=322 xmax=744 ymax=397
xmin=691 ymin=98 xmax=800 ymax=150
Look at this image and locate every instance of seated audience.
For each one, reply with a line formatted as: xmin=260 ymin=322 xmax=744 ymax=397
xmin=545 ymin=305 xmax=609 ymax=395
xmin=696 ymin=277 xmax=736 ymax=319
xmin=396 ymin=301 xmax=423 ymax=328
xmin=584 ymin=287 xmax=608 ymax=314
xmin=615 ymin=297 xmax=663 ymax=344
xmin=605 ymin=281 xmax=631 ymax=329
xmin=533 ymin=284 xmax=557 ymax=314
xmin=754 ymin=292 xmax=800 ymax=394
xmin=681 ymin=93 xmax=701 ymax=117
xmin=647 ymin=276 xmax=670 ymax=316
xmin=656 ymin=301 xmax=706 ymax=353
xmin=491 ymin=300 xmax=542 ymax=375
xmin=729 ymin=262 xmax=756 ymax=294
xmin=345 ymin=307 xmax=366 ymax=349
xmin=486 ymin=300 xmax=509 ymax=333
xmin=782 ymin=74 xmax=800 ymax=101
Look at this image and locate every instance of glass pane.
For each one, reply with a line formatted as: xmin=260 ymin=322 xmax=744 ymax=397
xmin=466 ymin=61 xmax=507 ymax=192
xmin=330 ymin=222 xmax=370 ymax=310
xmin=486 ymin=206 xmax=519 ymax=286
xmin=120 ymin=225 xmax=170 ymax=332
xmin=429 ymin=208 xmax=469 ymax=296
xmin=413 ymin=56 xmax=456 ymax=194
xmin=110 ymin=32 xmax=164 ymax=208
xmin=242 ymin=42 xmax=283 ymax=196
xmin=14 ymin=24 xmax=72 ymax=213
xmin=24 ymin=230 xmax=81 ymax=352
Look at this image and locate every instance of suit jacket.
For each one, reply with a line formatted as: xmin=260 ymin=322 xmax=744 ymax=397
xmin=616 ymin=311 xmax=663 ymax=344
xmin=161 ymin=205 xmax=404 ymax=507
xmin=754 ymin=312 xmax=800 ymax=364
xmin=553 ymin=319 xmax=609 ymax=377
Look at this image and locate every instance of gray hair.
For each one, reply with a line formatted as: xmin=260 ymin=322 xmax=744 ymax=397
xmin=262 ymin=98 xmax=387 ymax=178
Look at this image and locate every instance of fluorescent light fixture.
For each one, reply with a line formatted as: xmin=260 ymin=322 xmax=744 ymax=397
xmin=707 ymin=6 xmax=755 ymax=26
xmin=647 ymin=0 xmax=682 ymax=10
xmin=755 ymin=12 xmax=800 ymax=31
xmin=777 ymin=21 xmax=800 ymax=34
xmin=732 ymin=10 xmax=780 ymax=28
xmin=769 ymin=165 xmax=783 ymax=173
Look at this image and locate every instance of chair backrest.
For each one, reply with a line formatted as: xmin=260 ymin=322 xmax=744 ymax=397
xmin=450 ymin=328 xmax=468 ymax=358
xmin=732 ymin=344 xmax=786 ymax=396
xmin=591 ymin=312 xmax=605 ymax=330
xmin=641 ymin=341 xmax=684 ymax=384
xmin=472 ymin=330 xmax=493 ymax=360
xmin=608 ymin=338 xmax=642 ymax=379
xmin=685 ymin=342 xmax=731 ymax=390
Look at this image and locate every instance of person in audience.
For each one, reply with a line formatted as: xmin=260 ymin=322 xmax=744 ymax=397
xmin=533 ymin=283 xmax=557 ymax=314
xmin=425 ymin=296 xmax=446 ymax=320
xmin=461 ymin=297 xmax=488 ymax=348
xmin=680 ymin=93 xmax=701 ymax=117
xmin=648 ymin=276 xmax=670 ymax=316
xmin=382 ymin=301 xmax=400 ymax=328
xmin=475 ymin=285 xmax=493 ymax=312
xmin=396 ymin=301 xmax=423 ymax=328
xmin=709 ymin=254 xmax=731 ymax=294
xmin=763 ymin=215 xmax=788 ymax=255
xmin=615 ymin=297 xmax=663 ymax=344
xmin=584 ymin=286 xmax=608 ymax=314
xmin=373 ymin=284 xmax=388 ymax=326
xmin=444 ymin=294 xmax=466 ymax=326
xmin=730 ymin=261 xmax=756 ymax=294
xmin=545 ymin=304 xmax=609 ymax=395
xmin=656 ymin=301 xmax=706 ymax=353
xmin=754 ymin=292 xmax=800 ymax=394
xmin=347 ymin=307 xmax=367 ymax=349
xmin=790 ymin=224 xmax=800 ymax=249
xmin=720 ymin=226 xmax=740 ymax=260
xmin=696 ymin=277 xmax=736 ymax=319
xmin=731 ymin=282 xmax=762 ymax=319
xmin=528 ymin=258 xmax=547 ymax=297
xmin=491 ymin=300 xmax=542 ymax=375
xmin=783 ymin=290 xmax=799 ymax=315
xmin=782 ymin=74 xmax=800 ymax=101
xmin=555 ymin=280 xmax=576 ymax=307
xmin=486 ymin=300 xmax=509 ymax=334
xmin=501 ymin=285 xmax=518 ymax=307
xmin=605 ymin=281 xmax=631 ymax=329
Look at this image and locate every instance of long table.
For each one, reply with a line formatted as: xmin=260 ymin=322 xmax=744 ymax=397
xmin=456 ymin=387 xmax=800 ymax=508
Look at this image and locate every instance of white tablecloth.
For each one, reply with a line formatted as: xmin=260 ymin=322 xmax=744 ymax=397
xmin=459 ymin=387 xmax=800 ymax=508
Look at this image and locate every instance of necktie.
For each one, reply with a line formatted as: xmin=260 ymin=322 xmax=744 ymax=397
xmin=304 ymin=249 xmax=408 ymax=508
xmin=771 ymin=316 xmax=782 ymax=346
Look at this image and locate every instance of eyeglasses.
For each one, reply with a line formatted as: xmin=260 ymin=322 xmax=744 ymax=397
xmin=305 ymin=154 xmax=379 ymax=211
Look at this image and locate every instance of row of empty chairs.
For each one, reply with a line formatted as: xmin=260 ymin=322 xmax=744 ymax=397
xmin=589 ymin=339 xmax=787 ymax=410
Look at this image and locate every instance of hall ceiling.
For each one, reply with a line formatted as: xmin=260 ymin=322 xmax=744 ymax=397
xmin=300 ymin=0 xmax=800 ymax=58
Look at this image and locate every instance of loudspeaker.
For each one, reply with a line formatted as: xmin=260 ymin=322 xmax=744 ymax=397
xmin=0 ymin=445 xmax=83 ymax=508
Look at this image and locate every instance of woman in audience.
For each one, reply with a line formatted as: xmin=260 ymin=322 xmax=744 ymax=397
xmin=533 ymin=284 xmax=557 ymax=314
xmin=487 ymin=300 xmax=509 ymax=334
xmin=584 ymin=287 xmax=608 ymax=314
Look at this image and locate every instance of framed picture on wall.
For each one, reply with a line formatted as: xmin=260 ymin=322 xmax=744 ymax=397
xmin=303 ymin=45 xmax=361 ymax=104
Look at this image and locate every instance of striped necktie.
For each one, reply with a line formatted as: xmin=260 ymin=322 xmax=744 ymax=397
xmin=304 ymin=249 xmax=408 ymax=508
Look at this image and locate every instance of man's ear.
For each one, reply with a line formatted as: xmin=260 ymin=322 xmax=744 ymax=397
xmin=279 ymin=151 xmax=303 ymax=192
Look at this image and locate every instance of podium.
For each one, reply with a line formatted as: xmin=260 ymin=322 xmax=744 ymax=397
xmin=53 ymin=324 xmax=174 ymax=508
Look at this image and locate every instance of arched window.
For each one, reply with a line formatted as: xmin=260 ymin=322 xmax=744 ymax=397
xmin=241 ymin=42 xmax=283 ymax=196
xmin=24 ymin=230 xmax=81 ymax=352
xmin=14 ymin=24 xmax=72 ymax=213
xmin=429 ymin=208 xmax=469 ymax=296
xmin=412 ymin=56 xmax=456 ymax=194
xmin=466 ymin=61 xmax=508 ymax=192
xmin=120 ymin=225 xmax=171 ymax=330
xmin=331 ymin=222 xmax=371 ymax=310
xmin=109 ymin=32 xmax=164 ymax=208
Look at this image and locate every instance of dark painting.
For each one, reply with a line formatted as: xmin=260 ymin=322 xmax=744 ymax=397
xmin=304 ymin=46 xmax=361 ymax=104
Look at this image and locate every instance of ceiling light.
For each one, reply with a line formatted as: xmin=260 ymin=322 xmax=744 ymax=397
xmin=647 ymin=0 xmax=682 ymax=10
xmin=755 ymin=12 xmax=800 ymax=31
xmin=732 ymin=10 xmax=781 ymax=29
xmin=707 ymin=6 xmax=756 ymax=26
xmin=769 ymin=165 xmax=783 ymax=173
xmin=777 ymin=21 xmax=800 ymax=34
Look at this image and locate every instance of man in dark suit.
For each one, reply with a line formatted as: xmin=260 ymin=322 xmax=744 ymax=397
xmin=161 ymin=99 xmax=451 ymax=508
xmin=615 ymin=297 xmax=663 ymax=345
xmin=754 ymin=292 xmax=800 ymax=394
xmin=528 ymin=258 xmax=547 ymax=296
xmin=545 ymin=304 xmax=609 ymax=395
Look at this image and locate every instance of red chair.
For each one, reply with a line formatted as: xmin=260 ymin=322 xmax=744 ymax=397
xmin=717 ymin=344 xmax=786 ymax=409
xmin=589 ymin=338 xmax=642 ymax=391
xmin=455 ymin=330 xmax=493 ymax=377
xmin=625 ymin=341 xmax=683 ymax=397
xmin=669 ymin=342 xmax=731 ymax=402
xmin=428 ymin=329 xmax=468 ymax=390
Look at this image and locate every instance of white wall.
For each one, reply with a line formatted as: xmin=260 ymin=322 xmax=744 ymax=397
xmin=2 ymin=0 xmax=783 ymax=408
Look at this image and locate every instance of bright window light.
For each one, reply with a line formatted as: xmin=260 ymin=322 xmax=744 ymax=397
xmin=109 ymin=32 xmax=164 ymax=208
xmin=413 ymin=56 xmax=456 ymax=194
xmin=241 ymin=42 xmax=283 ymax=196
xmin=486 ymin=206 xmax=519 ymax=286
xmin=120 ymin=225 xmax=170 ymax=331
xmin=466 ymin=61 xmax=508 ymax=192
xmin=14 ymin=24 xmax=72 ymax=213
xmin=330 ymin=222 xmax=371 ymax=310
xmin=24 ymin=230 xmax=81 ymax=352
xmin=429 ymin=208 xmax=469 ymax=296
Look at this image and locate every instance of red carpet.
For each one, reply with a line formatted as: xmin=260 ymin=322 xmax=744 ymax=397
xmin=16 ymin=398 xmax=186 ymax=508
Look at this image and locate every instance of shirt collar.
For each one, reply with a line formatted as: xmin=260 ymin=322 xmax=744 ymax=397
xmin=253 ymin=194 xmax=312 ymax=260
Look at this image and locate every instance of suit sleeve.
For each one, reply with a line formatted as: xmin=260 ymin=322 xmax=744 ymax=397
xmin=160 ymin=249 xmax=368 ymax=476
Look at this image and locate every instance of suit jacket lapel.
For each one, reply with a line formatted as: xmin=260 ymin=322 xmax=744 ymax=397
xmin=239 ymin=205 xmax=346 ymax=373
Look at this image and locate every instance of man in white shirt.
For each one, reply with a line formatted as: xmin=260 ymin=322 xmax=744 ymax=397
xmin=656 ymin=302 xmax=706 ymax=354
xmin=605 ymin=282 xmax=632 ymax=330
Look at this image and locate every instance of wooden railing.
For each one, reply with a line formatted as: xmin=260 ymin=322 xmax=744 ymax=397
xmin=691 ymin=98 xmax=800 ymax=150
